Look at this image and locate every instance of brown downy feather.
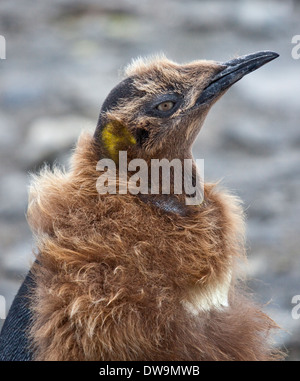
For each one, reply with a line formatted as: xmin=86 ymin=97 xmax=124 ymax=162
xmin=26 ymin=133 xmax=284 ymax=361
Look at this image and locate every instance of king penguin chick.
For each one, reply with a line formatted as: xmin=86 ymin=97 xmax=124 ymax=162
xmin=0 ymin=51 xmax=284 ymax=361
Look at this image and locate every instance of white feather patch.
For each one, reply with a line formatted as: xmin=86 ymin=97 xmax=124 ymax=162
xmin=182 ymin=271 xmax=232 ymax=315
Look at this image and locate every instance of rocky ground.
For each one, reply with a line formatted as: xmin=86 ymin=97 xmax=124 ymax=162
xmin=0 ymin=0 xmax=299 ymax=360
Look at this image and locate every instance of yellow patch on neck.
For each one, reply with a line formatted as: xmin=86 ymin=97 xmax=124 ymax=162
xmin=102 ymin=121 xmax=136 ymax=161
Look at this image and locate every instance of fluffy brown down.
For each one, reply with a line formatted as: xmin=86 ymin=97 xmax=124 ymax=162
xmin=27 ymin=132 xmax=284 ymax=361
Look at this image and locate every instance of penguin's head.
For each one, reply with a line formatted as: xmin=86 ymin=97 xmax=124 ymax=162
xmin=94 ymin=51 xmax=278 ymax=162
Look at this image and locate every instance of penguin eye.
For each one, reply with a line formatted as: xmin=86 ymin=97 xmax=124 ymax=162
xmin=145 ymin=93 xmax=182 ymax=118
xmin=156 ymin=101 xmax=175 ymax=112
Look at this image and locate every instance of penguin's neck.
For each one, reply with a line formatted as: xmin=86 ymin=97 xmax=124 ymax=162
xmin=134 ymin=156 xmax=204 ymax=217
xmin=102 ymin=148 xmax=204 ymax=217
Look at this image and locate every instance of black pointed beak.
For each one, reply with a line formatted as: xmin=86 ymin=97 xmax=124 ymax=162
xmin=195 ymin=50 xmax=279 ymax=106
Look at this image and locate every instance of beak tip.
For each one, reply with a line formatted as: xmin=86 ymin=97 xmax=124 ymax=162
xmin=263 ymin=50 xmax=280 ymax=61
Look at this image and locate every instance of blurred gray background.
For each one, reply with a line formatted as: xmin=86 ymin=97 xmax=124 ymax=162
xmin=0 ymin=0 xmax=299 ymax=360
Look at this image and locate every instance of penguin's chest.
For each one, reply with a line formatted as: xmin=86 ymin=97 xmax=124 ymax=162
xmin=181 ymin=272 xmax=232 ymax=315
